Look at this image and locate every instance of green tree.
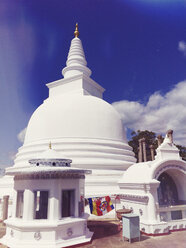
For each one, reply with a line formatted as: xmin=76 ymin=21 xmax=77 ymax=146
xmin=128 ymin=130 xmax=186 ymax=162
xmin=175 ymin=145 xmax=186 ymax=161
xmin=128 ymin=130 xmax=158 ymax=162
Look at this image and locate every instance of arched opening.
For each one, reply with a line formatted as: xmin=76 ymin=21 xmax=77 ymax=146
xmin=157 ymin=172 xmax=179 ymax=206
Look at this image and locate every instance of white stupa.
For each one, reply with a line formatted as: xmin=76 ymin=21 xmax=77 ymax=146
xmin=0 ymin=25 xmax=185 ymax=238
xmin=13 ymin=24 xmax=136 ymax=197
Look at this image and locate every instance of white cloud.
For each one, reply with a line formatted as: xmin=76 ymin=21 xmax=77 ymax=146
xmin=178 ymin=41 xmax=186 ymax=56
xmin=17 ymin=127 xmax=27 ymax=143
xmin=112 ymin=81 xmax=186 ymax=145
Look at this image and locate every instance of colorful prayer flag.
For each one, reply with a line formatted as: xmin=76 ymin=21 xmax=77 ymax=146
xmin=88 ymin=196 xmax=114 ymax=216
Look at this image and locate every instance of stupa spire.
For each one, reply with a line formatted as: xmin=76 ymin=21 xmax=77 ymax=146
xmin=62 ymin=23 xmax=92 ymax=78
xmin=74 ymin=23 xmax=79 ymax=38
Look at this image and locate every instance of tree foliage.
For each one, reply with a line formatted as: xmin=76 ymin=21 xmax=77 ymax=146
xmin=175 ymin=144 xmax=186 ymax=161
xmin=128 ymin=130 xmax=186 ymax=162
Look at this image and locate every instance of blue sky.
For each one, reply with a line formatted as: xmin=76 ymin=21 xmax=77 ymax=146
xmin=0 ymin=0 xmax=186 ymax=166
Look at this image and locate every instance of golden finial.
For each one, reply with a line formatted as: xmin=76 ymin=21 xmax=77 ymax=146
xmin=74 ymin=23 xmax=79 ymax=38
xmin=49 ymin=142 xmax=52 ymax=149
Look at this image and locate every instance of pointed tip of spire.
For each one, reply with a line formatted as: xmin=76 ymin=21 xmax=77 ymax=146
xmin=74 ymin=23 xmax=79 ymax=38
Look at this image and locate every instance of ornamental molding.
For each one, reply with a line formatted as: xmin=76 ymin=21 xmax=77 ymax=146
xmin=10 ymin=229 xmax=14 ymax=237
xmin=120 ymin=194 xmax=149 ymax=204
xmin=29 ymin=159 xmax=72 ymax=167
xmin=119 ymin=182 xmax=158 ymax=191
xmin=154 ymin=164 xmax=186 ymax=179
xmin=119 ymin=183 xmax=146 ymax=189
xmin=67 ymin=228 xmax=73 ymax=237
xmin=15 ymin=172 xmax=85 ymax=181
xmin=139 ymin=209 xmax=143 ymax=216
xmin=34 ymin=231 xmax=41 ymax=241
xmin=84 ymin=223 xmax=87 ymax=233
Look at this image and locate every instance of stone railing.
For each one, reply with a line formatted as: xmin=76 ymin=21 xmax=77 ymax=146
xmin=156 ymin=204 xmax=186 ymax=222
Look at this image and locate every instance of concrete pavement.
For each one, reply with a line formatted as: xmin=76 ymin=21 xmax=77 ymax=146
xmin=0 ymin=220 xmax=185 ymax=248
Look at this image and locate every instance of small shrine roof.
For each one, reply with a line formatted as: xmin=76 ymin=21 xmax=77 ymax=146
xmin=31 ymin=143 xmax=70 ymax=160
xmin=6 ymin=166 xmax=91 ymax=180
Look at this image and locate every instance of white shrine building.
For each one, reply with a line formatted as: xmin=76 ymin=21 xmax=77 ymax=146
xmin=1 ymin=144 xmax=93 ymax=248
xmin=0 ymin=24 xmax=186 ymax=238
xmin=119 ymin=132 xmax=186 ymax=235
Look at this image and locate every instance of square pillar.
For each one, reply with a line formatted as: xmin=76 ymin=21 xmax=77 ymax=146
xmin=2 ymin=195 xmax=9 ymax=221
xmin=23 ymin=189 xmax=34 ymax=220
xmin=11 ymin=189 xmax=17 ymax=218
xmin=146 ymin=181 xmax=160 ymax=223
xmin=48 ymin=182 xmax=59 ymax=220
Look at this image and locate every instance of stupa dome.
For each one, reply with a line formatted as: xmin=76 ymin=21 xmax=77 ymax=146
xmin=24 ymin=94 xmax=126 ymax=144
xmin=14 ymin=25 xmax=136 ymax=174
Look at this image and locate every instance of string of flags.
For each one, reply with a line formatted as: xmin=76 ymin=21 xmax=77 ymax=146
xmin=88 ymin=196 xmax=114 ymax=216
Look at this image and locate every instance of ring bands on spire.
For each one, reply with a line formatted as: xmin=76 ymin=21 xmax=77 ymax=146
xmin=74 ymin=23 xmax=79 ymax=38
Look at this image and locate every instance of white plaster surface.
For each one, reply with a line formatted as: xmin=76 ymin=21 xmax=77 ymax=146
xmin=0 ymin=28 xmax=185 ymax=241
xmin=12 ymin=31 xmax=136 ymax=198
xmin=1 ymin=173 xmax=93 ymax=247
xmin=118 ymin=135 xmax=186 ymax=235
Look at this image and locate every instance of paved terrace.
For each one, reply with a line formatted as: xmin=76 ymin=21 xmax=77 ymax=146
xmin=0 ymin=220 xmax=185 ymax=248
